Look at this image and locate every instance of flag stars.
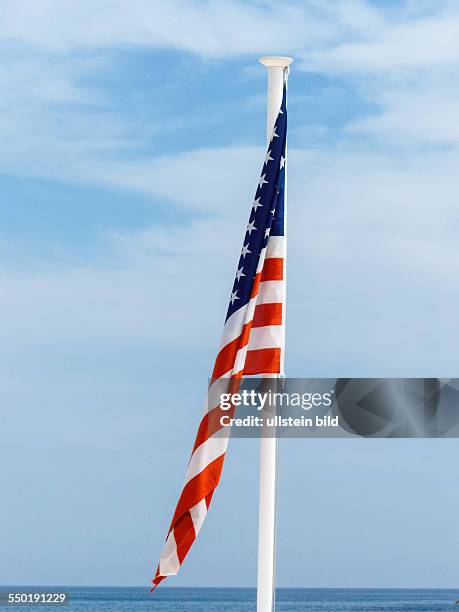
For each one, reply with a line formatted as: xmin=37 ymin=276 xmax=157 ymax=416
xmin=265 ymin=228 xmax=270 ymax=238
xmin=280 ymin=156 xmax=285 ymax=169
xmin=241 ymin=243 xmax=251 ymax=258
xmin=258 ymin=173 xmax=268 ymax=189
xmin=252 ymin=197 xmax=262 ymax=211
xmin=246 ymin=220 xmax=257 ymax=235
xmin=264 ymin=149 xmax=273 ymax=165
xmin=230 ymin=291 xmax=239 ymax=305
xmin=235 ymin=267 xmax=245 ymax=282
xmin=271 ymin=127 xmax=279 ymax=141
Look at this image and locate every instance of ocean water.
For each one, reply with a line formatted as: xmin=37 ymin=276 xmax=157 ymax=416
xmin=1 ymin=587 xmax=459 ymax=611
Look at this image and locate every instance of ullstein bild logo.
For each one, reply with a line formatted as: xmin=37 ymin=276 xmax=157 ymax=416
xmin=210 ymin=378 xmax=459 ymax=438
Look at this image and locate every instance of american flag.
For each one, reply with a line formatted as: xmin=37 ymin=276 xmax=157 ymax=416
xmin=152 ymin=79 xmax=287 ymax=590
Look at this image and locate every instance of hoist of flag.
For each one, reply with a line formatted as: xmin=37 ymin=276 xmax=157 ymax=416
xmin=152 ymin=80 xmax=287 ymax=591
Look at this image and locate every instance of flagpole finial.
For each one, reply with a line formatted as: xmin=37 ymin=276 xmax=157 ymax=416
xmin=259 ymin=57 xmax=291 ymax=142
xmin=259 ymin=56 xmax=293 ymax=68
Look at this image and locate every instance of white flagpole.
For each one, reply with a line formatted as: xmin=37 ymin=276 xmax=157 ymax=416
xmin=257 ymin=56 xmax=293 ymax=612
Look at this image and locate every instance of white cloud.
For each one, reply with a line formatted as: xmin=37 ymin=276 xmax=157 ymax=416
xmin=302 ymin=3 xmax=459 ymax=72
xmin=287 ymin=147 xmax=459 ymax=284
xmin=0 ymin=50 xmax=139 ymax=182
xmin=295 ymin=2 xmax=459 ymax=146
xmin=86 ymin=146 xmax=263 ymax=210
xmin=0 ymin=0 xmax=338 ymax=56
xmin=347 ymin=80 xmax=459 ymax=144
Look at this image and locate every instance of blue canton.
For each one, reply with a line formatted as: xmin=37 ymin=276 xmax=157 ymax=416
xmin=225 ymin=84 xmax=287 ymax=322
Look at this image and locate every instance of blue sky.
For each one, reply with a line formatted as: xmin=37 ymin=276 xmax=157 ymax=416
xmin=1 ymin=0 xmax=459 ymax=588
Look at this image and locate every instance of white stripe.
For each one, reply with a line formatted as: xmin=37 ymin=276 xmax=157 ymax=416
xmin=247 ymin=325 xmax=283 ymax=350
xmin=206 ymin=376 xmax=239 ymax=413
xmin=219 ymin=303 xmax=249 ymax=349
xmin=256 ymin=246 xmax=267 ymax=273
xmin=185 ymin=434 xmax=228 ymax=485
xmin=189 ymin=499 xmax=208 ymax=536
xmin=159 ymin=530 xmax=180 ymax=577
xmin=233 ymin=344 xmax=249 ymax=374
xmin=219 ymin=292 xmax=257 ymax=350
xmin=256 ymin=280 xmax=284 ymax=305
xmin=266 ymin=235 xmax=285 ymax=258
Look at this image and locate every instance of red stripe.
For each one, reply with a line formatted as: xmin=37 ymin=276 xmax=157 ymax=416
xmin=170 ymin=454 xmax=225 ymax=529
xmin=194 ymin=375 xmax=243 ymax=450
xmin=152 ymin=480 xmax=219 ymax=588
xmin=192 ymin=404 xmax=234 ymax=454
xmin=205 ymin=491 xmax=213 ymax=508
xmin=243 ymin=347 xmax=281 ymax=375
xmin=151 ymin=568 xmax=166 ymax=590
xmin=174 ymin=511 xmax=196 ymax=564
xmin=193 ymin=377 xmax=242 ymax=452
xmin=212 ymin=323 xmax=251 ymax=379
xmin=250 ymin=272 xmax=261 ymax=298
xmin=261 ymin=258 xmax=283 ymax=281
xmin=252 ymin=303 xmax=282 ymax=328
